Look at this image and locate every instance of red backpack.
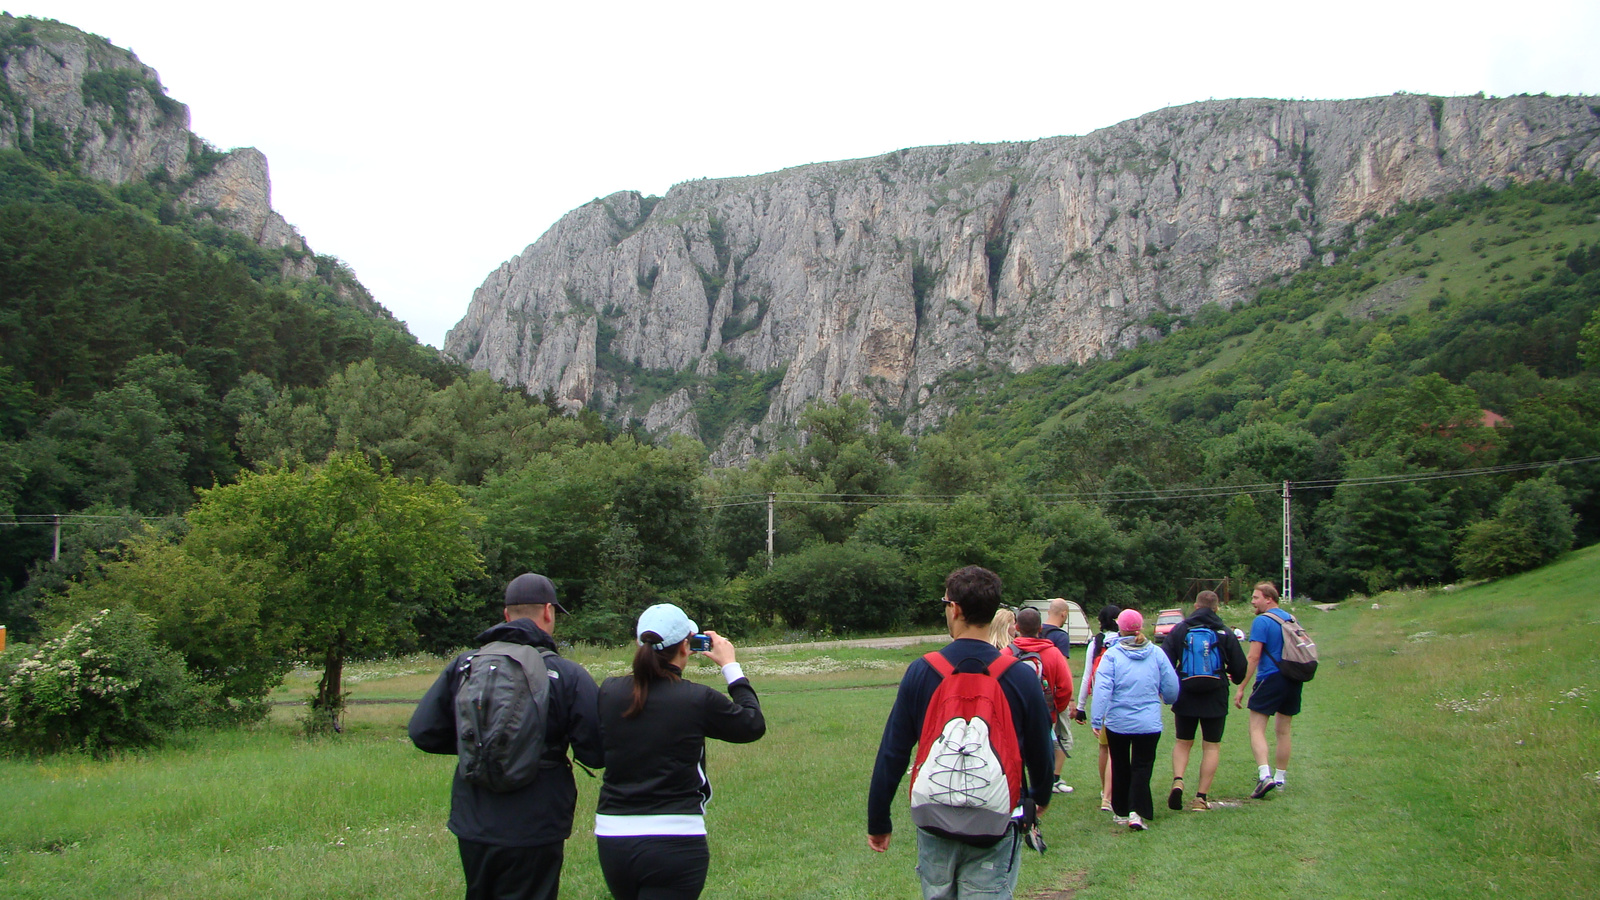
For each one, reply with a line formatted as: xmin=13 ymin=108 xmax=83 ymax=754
xmin=909 ymin=652 xmax=1023 ymax=842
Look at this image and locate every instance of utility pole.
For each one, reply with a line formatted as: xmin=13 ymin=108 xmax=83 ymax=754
xmin=1281 ymin=481 xmax=1293 ymax=602
xmin=767 ymin=492 xmax=775 ymax=569
xmin=53 ymin=513 xmax=61 ymax=562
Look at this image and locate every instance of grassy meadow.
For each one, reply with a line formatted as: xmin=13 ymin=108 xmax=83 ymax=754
xmin=3 ymin=549 xmax=1598 ymax=899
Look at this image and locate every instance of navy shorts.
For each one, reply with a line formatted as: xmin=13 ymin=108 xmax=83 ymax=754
xmin=1247 ymin=673 xmax=1303 ymax=717
xmin=1173 ymin=714 xmax=1226 ymax=743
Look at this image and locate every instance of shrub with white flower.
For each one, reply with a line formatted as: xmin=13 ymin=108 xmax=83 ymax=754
xmin=0 ymin=606 xmax=208 ymax=756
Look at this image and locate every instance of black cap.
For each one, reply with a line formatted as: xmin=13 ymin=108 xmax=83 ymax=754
xmin=504 ymin=573 xmax=567 ymax=613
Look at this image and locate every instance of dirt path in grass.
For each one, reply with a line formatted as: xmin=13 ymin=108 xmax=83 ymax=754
xmin=742 ymin=633 xmax=948 ymax=653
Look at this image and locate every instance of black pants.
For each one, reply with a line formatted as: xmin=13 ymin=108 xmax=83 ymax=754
xmin=458 ymin=838 xmax=563 ymax=900
xmin=1106 ymin=730 xmax=1162 ymax=819
xmin=596 ymin=835 xmax=711 ymax=900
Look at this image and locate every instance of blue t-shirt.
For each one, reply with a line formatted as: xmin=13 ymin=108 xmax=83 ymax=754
xmin=1248 ymin=609 xmax=1292 ymax=679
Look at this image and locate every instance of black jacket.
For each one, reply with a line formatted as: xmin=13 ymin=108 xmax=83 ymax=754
xmin=409 ymin=618 xmax=605 ymax=847
xmin=1162 ymin=608 xmax=1248 ymax=720
xmin=596 ymin=667 xmax=765 ymax=819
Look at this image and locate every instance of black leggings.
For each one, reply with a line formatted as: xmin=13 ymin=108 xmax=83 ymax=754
xmin=1105 ymin=730 xmax=1162 ymax=819
xmin=596 ymin=835 xmax=710 ymax=900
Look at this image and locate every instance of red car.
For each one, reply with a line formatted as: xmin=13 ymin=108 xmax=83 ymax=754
xmin=1153 ymin=608 xmax=1185 ymax=643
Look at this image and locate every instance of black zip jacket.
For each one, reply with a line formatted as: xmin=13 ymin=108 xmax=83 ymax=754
xmin=409 ymin=618 xmax=605 ymax=847
xmin=595 ymin=668 xmax=765 ymax=819
xmin=1162 ymin=608 xmax=1248 ymax=720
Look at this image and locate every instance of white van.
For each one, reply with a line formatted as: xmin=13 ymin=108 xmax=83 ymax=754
xmin=1018 ymin=598 xmax=1093 ymax=645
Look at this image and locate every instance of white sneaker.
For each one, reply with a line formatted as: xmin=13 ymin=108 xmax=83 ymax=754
xmin=1128 ymin=812 xmax=1147 ymax=831
xmin=1111 ymin=814 xmax=1130 ymax=826
xmin=1052 ymin=780 xmax=1074 ymax=794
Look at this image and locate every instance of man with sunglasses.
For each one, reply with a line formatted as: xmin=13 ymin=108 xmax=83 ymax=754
xmin=867 ymin=566 xmax=1054 ymax=900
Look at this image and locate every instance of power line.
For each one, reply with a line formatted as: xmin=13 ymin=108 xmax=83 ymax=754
xmin=702 ymin=454 xmax=1600 ymax=510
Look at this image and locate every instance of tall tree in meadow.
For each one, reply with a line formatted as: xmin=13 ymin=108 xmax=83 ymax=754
xmin=184 ymin=452 xmax=481 ymax=727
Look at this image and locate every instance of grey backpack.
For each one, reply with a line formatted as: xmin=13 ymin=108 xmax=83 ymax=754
xmin=454 ymin=641 xmax=556 ymax=792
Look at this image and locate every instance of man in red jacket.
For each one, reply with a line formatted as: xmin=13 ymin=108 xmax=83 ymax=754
xmin=1006 ymin=607 xmax=1075 ymax=795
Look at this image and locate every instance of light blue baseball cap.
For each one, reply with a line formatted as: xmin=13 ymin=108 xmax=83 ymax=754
xmin=636 ymin=603 xmax=698 ymax=649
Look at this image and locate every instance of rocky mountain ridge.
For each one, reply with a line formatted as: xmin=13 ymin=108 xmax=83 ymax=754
xmin=445 ymin=93 xmax=1600 ymax=463
xmin=1 ymin=15 xmax=321 ymax=282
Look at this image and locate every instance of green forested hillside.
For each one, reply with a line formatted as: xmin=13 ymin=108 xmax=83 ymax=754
xmin=4 ymin=141 xmax=1600 ymax=744
xmin=919 ymin=175 xmax=1600 ymax=599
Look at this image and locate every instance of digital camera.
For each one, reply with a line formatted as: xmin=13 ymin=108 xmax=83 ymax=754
xmin=689 ymin=633 xmax=713 ymax=651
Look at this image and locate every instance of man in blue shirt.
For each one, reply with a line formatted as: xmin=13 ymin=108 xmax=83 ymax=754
xmin=1233 ymin=581 xmax=1301 ymax=799
xmin=867 ymin=566 xmax=1054 ymax=900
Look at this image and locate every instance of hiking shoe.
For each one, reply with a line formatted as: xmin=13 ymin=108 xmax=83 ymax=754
xmin=1111 ymin=814 xmax=1130 ymax=826
xmin=1167 ymin=779 xmax=1184 ymax=810
xmin=1052 ymin=780 xmax=1074 ymax=794
xmin=1128 ymin=812 xmax=1147 ymax=831
xmin=1250 ymin=777 xmax=1277 ymax=799
xmin=1190 ymin=796 xmax=1211 ymax=811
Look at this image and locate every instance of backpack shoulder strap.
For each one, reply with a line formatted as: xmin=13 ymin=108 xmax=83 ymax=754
xmin=987 ymin=654 xmax=1018 ymax=677
xmin=922 ymin=650 xmax=955 ymax=678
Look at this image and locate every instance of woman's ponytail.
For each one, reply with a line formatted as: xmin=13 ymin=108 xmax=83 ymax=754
xmin=625 ymin=632 xmax=683 ymax=718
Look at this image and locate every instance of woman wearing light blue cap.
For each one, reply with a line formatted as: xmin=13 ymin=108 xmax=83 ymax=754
xmin=594 ymin=603 xmax=766 ymax=900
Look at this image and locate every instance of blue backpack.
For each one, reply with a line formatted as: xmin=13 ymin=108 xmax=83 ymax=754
xmin=1178 ymin=627 xmax=1224 ymax=688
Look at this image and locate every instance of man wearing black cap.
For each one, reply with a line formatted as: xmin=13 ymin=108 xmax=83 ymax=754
xmin=409 ymin=573 xmax=605 ymax=900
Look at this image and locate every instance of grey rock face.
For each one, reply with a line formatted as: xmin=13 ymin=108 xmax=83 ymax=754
xmin=446 ymin=94 xmax=1600 ymax=456
xmin=181 ymin=147 xmax=305 ymax=252
xmin=0 ymin=17 xmax=309 ymax=255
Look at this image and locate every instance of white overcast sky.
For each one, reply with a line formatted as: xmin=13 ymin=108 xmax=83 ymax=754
xmin=13 ymin=1 xmax=1600 ymax=349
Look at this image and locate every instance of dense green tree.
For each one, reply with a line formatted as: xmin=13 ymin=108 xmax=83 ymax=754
xmin=1035 ymin=502 xmax=1124 ymax=606
xmin=184 ymin=453 xmax=482 ymax=726
xmin=1456 ymin=476 xmax=1577 ymax=579
xmin=1042 ymin=400 xmax=1202 ymax=490
xmin=1202 ymin=422 xmax=1320 ymax=485
xmin=915 ymin=414 xmax=999 ymax=495
xmin=910 ymin=497 xmax=1046 ymax=605
xmin=1346 ymin=374 xmax=1497 ymax=471
xmin=750 ymin=542 xmax=912 ymax=632
xmin=1118 ymin=516 xmax=1211 ymax=607
xmin=1318 ymin=452 xmax=1454 ymax=594
xmin=770 ymin=395 xmax=911 ymax=543
xmin=46 ymin=531 xmax=289 ymax=719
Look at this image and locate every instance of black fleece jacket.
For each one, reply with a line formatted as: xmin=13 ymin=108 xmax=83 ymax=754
xmin=595 ymin=667 xmax=765 ymax=819
xmin=409 ymin=618 xmax=605 ymax=847
xmin=1162 ymin=608 xmax=1248 ymax=720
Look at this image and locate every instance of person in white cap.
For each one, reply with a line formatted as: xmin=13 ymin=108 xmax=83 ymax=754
xmin=593 ymin=603 xmax=765 ymax=900
xmin=409 ymin=572 xmax=604 ymax=900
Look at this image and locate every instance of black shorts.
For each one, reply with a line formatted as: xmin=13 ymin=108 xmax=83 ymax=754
xmin=1247 ymin=673 xmax=1303 ymax=717
xmin=1173 ymin=714 xmax=1226 ymax=743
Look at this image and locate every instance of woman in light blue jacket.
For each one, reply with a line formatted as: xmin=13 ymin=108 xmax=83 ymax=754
xmin=1090 ymin=608 xmax=1179 ymax=830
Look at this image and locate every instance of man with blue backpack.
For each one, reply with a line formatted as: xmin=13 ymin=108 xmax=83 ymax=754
xmin=1161 ymin=590 xmax=1246 ymax=811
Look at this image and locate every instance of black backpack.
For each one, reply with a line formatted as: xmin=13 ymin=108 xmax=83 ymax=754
xmin=453 ymin=641 xmax=556 ymax=792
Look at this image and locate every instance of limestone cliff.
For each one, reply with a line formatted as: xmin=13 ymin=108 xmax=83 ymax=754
xmin=445 ymin=94 xmax=1600 ymax=461
xmin=0 ymin=15 xmax=310 ymax=267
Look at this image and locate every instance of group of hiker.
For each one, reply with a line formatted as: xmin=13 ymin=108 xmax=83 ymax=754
xmin=868 ymin=570 xmax=1316 ymax=899
xmin=407 ymin=568 xmax=1314 ymax=900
